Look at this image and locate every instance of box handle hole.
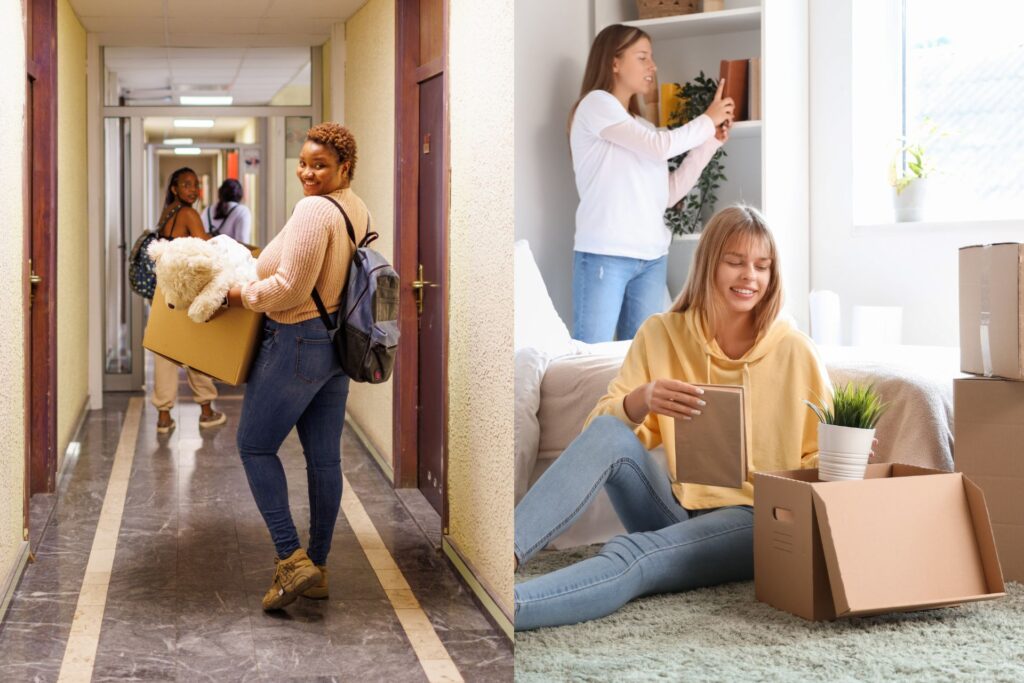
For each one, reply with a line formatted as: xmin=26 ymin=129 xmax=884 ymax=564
xmin=773 ymin=507 xmax=793 ymax=523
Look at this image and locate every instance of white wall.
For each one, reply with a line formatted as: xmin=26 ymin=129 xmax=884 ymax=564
xmin=513 ymin=0 xmax=593 ymax=324
xmin=809 ymin=0 xmax=1023 ymax=346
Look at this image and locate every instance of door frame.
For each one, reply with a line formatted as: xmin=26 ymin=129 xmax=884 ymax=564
xmin=394 ymin=0 xmax=451 ymax=525
xmin=26 ymin=0 xmax=58 ymax=497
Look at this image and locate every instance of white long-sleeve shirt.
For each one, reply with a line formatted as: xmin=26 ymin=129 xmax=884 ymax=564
xmin=570 ymin=89 xmax=721 ymax=260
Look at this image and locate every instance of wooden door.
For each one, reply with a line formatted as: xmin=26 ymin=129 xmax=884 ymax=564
xmin=395 ymin=0 xmax=449 ymax=522
xmin=416 ymin=74 xmax=446 ymax=514
xmin=25 ymin=0 xmax=58 ymax=500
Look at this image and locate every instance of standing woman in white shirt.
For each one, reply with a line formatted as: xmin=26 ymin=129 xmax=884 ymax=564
xmin=202 ymin=178 xmax=253 ymax=244
xmin=570 ymin=24 xmax=734 ymax=343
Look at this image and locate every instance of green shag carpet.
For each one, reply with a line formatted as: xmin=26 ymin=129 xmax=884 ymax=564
xmin=514 ymin=546 xmax=1024 ymax=682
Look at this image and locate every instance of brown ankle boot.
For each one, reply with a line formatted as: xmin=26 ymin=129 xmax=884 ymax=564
xmin=261 ymin=549 xmax=321 ymax=611
xmin=301 ymin=565 xmax=328 ymax=600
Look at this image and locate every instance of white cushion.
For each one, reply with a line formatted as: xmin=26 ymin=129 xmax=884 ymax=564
xmin=514 ymin=240 xmax=574 ymax=358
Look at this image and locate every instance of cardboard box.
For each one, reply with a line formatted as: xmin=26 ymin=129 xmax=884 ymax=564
xmin=754 ymin=464 xmax=1004 ymax=620
xmin=142 ymin=286 xmax=263 ymax=385
xmin=954 ymin=376 xmax=1024 ymax=582
xmin=959 ymin=243 xmax=1024 ymax=380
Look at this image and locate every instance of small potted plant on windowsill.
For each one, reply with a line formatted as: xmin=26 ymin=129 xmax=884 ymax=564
xmin=888 ymin=119 xmax=944 ymax=223
xmin=806 ymin=383 xmax=887 ymax=482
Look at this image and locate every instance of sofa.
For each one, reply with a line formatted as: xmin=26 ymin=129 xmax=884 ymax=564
xmin=514 ymin=240 xmax=963 ymax=549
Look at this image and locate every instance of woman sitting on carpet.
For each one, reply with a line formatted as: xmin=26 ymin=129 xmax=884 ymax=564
xmin=513 ymin=205 xmax=831 ymax=631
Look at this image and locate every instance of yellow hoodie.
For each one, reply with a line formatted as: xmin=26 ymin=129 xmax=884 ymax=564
xmin=585 ymin=308 xmax=831 ymax=510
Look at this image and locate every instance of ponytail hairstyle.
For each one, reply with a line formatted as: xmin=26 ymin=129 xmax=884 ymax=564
xmin=214 ymin=178 xmax=244 ymax=219
xmin=568 ymin=24 xmax=651 ymax=133
xmin=671 ymin=205 xmax=784 ymax=340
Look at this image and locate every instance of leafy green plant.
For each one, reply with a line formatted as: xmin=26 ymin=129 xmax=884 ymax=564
xmin=805 ymin=382 xmax=888 ymax=430
xmin=888 ymin=118 xmax=945 ymax=195
xmin=664 ymin=71 xmax=727 ymax=236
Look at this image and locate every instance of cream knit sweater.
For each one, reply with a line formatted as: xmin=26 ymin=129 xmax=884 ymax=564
xmin=241 ymin=187 xmax=369 ymax=324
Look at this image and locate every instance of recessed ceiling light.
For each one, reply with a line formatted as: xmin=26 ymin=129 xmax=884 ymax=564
xmin=180 ymin=95 xmax=233 ymax=106
xmin=173 ymin=147 xmax=202 ymax=155
xmin=173 ymin=119 xmax=215 ymax=128
xmin=162 ymin=138 xmax=193 ymax=145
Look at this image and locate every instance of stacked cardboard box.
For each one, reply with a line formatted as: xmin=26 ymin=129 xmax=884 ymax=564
xmin=955 ymin=242 xmax=1024 ymax=582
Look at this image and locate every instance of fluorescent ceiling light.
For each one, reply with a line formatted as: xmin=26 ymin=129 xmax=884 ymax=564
xmin=173 ymin=119 xmax=215 ymax=128
xmin=162 ymin=138 xmax=193 ymax=145
xmin=180 ymin=95 xmax=233 ymax=106
xmin=173 ymin=147 xmax=201 ymax=155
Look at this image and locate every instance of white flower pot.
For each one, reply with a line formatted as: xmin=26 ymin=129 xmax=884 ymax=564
xmin=817 ymin=423 xmax=875 ymax=454
xmin=817 ymin=423 xmax=875 ymax=481
xmin=893 ymin=179 xmax=928 ymax=222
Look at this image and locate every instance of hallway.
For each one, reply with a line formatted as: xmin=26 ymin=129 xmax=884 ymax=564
xmin=0 ymin=385 xmax=512 ymax=681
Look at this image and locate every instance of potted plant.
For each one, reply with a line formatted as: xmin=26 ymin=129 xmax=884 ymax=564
xmin=806 ymin=382 xmax=887 ymax=481
xmin=664 ymin=72 xmax=727 ymax=236
xmin=888 ymin=119 xmax=944 ymax=223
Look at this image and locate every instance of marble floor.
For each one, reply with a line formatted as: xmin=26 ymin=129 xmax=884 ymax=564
xmin=0 ymin=384 xmax=512 ymax=682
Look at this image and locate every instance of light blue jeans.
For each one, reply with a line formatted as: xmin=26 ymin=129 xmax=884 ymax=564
xmin=572 ymin=251 xmax=668 ymax=343
xmin=514 ymin=415 xmax=754 ymax=631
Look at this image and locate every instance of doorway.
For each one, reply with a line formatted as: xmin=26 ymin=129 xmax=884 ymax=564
xmin=396 ymin=0 xmax=450 ymax=520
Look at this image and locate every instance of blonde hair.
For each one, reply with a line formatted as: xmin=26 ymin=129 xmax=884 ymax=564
xmin=568 ymin=24 xmax=651 ymax=133
xmin=671 ymin=205 xmax=783 ymax=339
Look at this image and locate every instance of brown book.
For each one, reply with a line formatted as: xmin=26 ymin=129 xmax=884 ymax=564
xmin=719 ymin=59 xmax=749 ymax=122
xmin=674 ymin=384 xmax=747 ymax=488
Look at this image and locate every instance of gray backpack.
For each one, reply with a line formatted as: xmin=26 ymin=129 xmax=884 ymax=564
xmin=311 ymin=197 xmax=399 ymax=383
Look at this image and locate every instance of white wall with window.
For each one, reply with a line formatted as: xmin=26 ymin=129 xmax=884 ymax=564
xmin=810 ymin=0 xmax=1024 ymax=346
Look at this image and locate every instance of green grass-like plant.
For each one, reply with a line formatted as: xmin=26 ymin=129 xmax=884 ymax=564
xmin=805 ymin=382 xmax=887 ymax=430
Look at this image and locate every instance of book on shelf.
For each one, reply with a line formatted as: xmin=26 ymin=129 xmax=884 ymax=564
xmin=748 ymin=57 xmax=761 ymax=121
xmin=674 ymin=384 xmax=747 ymax=489
xmin=719 ymin=59 xmax=749 ymax=122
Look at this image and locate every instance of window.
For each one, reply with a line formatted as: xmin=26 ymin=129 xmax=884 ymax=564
xmin=852 ymin=0 xmax=1024 ymax=224
xmin=902 ymin=0 xmax=1024 ymax=221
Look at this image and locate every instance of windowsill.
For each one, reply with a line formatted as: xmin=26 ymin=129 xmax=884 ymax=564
xmin=853 ymin=218 xmax=1024 ymax=233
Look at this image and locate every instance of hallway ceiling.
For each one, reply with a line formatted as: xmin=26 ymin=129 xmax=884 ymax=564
xmin=105 ymin=47 xmax=313 ymax=106
xmin=69 ymin=0 xmax=367 ymax=47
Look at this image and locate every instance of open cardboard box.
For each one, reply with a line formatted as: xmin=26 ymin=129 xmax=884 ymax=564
xmin=955 ymin=376 xmax=1024 ymax=582
xmin=142 ymin=285 xmax=263 ymax=385
xmin=959 ymin=243 xmax=1024 ymax=380
xmin=754 ymin=463 xmax=1005 ymax=621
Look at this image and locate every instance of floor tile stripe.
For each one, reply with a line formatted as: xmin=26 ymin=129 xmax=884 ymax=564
xmin=56 ymin=397 xmax=143 ymax=683
xmin=341 ymin=475 xmax=464 ymax=683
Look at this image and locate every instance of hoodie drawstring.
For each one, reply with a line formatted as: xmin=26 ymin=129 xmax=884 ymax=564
xmin=743 ymin=362 xmax=753 ymax=481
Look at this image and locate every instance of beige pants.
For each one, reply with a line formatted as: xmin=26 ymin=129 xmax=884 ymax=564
xmin=150 ymin=352 xmax=218 ymax=411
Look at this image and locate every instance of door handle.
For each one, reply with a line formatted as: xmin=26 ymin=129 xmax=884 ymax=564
xmin=411 ymin=264 xmax=438 ymax=314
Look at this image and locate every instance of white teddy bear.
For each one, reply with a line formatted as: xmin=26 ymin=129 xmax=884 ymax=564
xmin=147 ymin=235 xmax=258 ymax=323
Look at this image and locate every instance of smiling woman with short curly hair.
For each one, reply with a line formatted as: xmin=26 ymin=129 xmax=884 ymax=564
xmin=223 ymin=121 xmax=372 ymax=611
xmin=304 ymin=122 xmax=358 ymax=181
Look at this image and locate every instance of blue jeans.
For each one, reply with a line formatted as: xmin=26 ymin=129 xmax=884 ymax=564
xmin=514 ymin=415 xmax=754 ymax=631
xmin=572 ymin=251 xmax=668 ymax=343
xmin=237 ymin=316 xmax=351 ymax=566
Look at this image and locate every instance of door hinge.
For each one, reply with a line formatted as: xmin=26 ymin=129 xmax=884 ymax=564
xmin=28 ymin=259 xmax=42 ymax=303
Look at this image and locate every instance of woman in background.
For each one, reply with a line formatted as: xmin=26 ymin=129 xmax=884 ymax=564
xmin=202 ymin=178 xmax=252 ymax=244
xmin=150 ymin=166 xmax=227 ymax=434
xmin=570 ymin=24 xmax=734 ymax=343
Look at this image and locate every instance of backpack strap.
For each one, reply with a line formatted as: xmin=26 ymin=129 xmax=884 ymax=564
xmin=313 ymin=194 xmax=378 ymax=335
xmin=322 ymin=195 xmax=377 ymax=249
xmin=310 ymin=287 xmax=337 ymax=336
xmin=209 ymin=203 xmax=237 ymax=237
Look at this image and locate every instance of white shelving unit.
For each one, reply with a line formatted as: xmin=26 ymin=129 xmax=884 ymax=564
xmin=596 ymin=0 xmax=810 ymax=329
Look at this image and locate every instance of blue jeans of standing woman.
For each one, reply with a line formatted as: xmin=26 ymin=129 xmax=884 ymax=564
xmin=572 ymin=251 xmax=668 ymax=343
xmin=237 ymin=316 xmax=350 ymax=566
xmin=514 ymin=415 xmax=754 ymax=631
